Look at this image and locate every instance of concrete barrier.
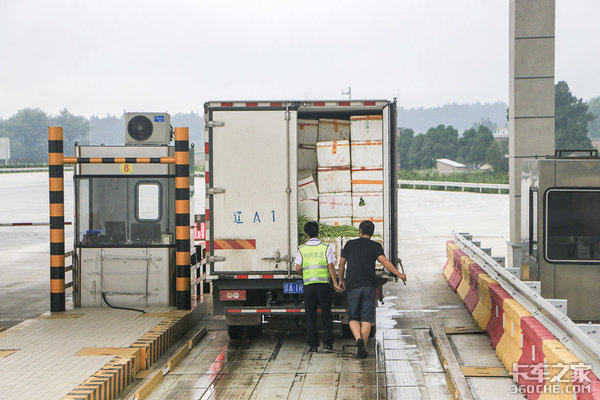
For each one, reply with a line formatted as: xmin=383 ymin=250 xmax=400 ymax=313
xmin=442 ymin=240 xmax=600 ymax=399
xmin=464 ymin=264 xmax=485 ymax=313
xmin=495 ymin=299 xmax=530 ymax=371
xmin=456 ymin=255 xmax=473 ymax=301
xmin=442 ymin=241 xmax=458 ymax=281
xmin=488 ymin=284 xmax=512 ymax=349
xmin=448 ymin=248 xmax=465 ymax=292
xmin=472 ymin=274 xmax=496 ymax=330
xmin=517 ymin=317 xmax=556 ymax=400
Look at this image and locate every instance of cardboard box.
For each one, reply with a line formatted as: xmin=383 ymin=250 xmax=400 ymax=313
xmin=351 ymin=140 xmax=382 ymax=168
xmin=319 ymin=192 xmax=352 ymax=218
xmin=298 ymin=144 xmax=317 ymax=170
xmin=298 ymin=119 xmax=318 ymax=145
xmin=350 ymin=115 xmax=383 ymax=141
xmin=318 ymin=166 xmax=351 ymax=193
xmin=317 ymin=140 xmax=350 ymax=167
xmin=352 ymin=192 xmax=383 ymax=218
xmin=351 ymin=167 xmax=383 ymax=192
xmin=298 ymin=173 xmax=319 ymax=200
xmin=298 ymin=198 xmax=319 ymax=220
xmin=318 ymin=119 xmax=350 ymax=141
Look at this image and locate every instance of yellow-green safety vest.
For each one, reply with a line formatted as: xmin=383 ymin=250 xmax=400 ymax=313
xmin=299 ymin=243 xmax=329 ymax=285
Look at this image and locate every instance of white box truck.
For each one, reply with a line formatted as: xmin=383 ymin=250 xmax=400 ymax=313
xmin=203 ymin=100 xmax=398 ymax=339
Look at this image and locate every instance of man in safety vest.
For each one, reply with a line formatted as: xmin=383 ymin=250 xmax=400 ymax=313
xmin=295 ymin=221 xmax=340 ymax=353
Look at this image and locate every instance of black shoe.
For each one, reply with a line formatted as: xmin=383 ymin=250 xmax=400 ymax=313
xmin=356 ymin=338 xmax=368 ymax=359
xmin=323 ymin=344 xmax=335 ymax=353
xmin=309 ymin=346 xmax=318 ymax=353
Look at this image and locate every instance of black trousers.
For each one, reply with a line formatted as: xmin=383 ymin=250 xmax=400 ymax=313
xmin=304 ymin=283 xmax=333 ymax=347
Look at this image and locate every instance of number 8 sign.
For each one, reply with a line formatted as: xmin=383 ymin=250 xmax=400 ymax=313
xmin=120 ymin=163 xmax=132 ymax=174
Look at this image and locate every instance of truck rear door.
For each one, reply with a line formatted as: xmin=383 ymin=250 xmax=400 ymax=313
xmin=207 ymin=106 xmax=297 ymax=275
xmin=383 ymin=101 xmax=398 ymax=265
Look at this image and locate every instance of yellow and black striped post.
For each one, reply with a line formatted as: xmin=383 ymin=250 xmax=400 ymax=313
xmin=175 ymin=127 xmax=191 ymax=309
xmin=48 ymin=127 xmax=65 ymax=312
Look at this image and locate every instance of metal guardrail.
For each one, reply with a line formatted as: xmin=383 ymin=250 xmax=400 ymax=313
xmin=453 ymin=231 xmax=600 ymax=375
xmin=398 ymin=179 xmax=509 ymax=193
xmin=0 ymin=167 xmax=74 ymax=173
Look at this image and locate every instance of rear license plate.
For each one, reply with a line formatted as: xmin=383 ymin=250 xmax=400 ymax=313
xmin=284 ymin=281 xmax=304 ymax=294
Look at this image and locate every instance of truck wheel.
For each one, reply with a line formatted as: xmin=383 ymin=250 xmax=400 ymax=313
xmin=341 ymin=323 xmax=353 ymax=338
xmin=227 ymin=325 xmax=244 ymax=340
xmin=246 ymin=324 xmax=263 ymax=338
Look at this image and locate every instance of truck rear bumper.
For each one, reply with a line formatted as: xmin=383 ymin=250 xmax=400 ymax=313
xmin=225 ymin=307 xmax=349 ymax=326
xmin=225 ymin=307 xmax=348 ymax=314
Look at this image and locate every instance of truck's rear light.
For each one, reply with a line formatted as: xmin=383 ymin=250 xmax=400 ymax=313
xmin=219 ymin=290 xmax=246 ymax=301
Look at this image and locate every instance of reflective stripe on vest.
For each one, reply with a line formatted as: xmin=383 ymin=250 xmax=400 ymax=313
xmin=299 ymin=243 xmax=329 ymax=285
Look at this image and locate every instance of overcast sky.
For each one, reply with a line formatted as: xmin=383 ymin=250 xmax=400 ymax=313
xmin=0 ymin=0 xmax=598 ymax=118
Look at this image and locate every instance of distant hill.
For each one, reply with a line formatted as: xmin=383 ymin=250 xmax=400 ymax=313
xmin=398 ymin=102 xmax=508 ymax=134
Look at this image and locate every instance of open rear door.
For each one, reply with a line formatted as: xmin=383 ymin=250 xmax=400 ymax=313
xmin=208 ymin=108 xmax=297 ymax=275
xmin=383 ymin=100 xmax=398 ymax=265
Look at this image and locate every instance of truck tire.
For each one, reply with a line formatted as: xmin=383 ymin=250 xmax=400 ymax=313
xmin=227 ymin=325 xmax=244 ymax=340
xmin=246 ymin=324 xmax=263 ymax=338
xmin=341 ymin=323 xmax=353 ymax=338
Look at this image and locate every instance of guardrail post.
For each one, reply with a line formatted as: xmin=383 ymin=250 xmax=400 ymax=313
xmin=175 ymin=127 xmax=191 ymax=310
xmin=48 ymin=127 xmax=65 ymax=312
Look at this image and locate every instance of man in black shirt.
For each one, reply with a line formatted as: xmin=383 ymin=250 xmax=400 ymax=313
xmin=338 ymin=220 xmax=406 ymax=358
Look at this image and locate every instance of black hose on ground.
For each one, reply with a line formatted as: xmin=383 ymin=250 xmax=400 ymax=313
xmin=101 ymin=292 xmax=146 ymax=314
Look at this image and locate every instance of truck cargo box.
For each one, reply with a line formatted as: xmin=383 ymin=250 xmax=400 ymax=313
xmin=203 ymin=100 xmax=398 ymax=337
xmin=204 ymin=100 xmax=398 ymax=277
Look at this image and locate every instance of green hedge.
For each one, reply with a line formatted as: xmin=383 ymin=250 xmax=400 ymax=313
xmin=398 ymin=169 xmax=508 ymax=184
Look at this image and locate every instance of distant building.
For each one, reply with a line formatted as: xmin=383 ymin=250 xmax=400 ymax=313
xmin=493 ymin=128 xmax=509 ymax=140
xmin=0 ymin=137 xmax=10 ymax=164
xmin=591 ymin=140 xmax=600 ymax=152
xmin=477 ymin=162 xmax=493 ymax=171
xmin=436 ymin=158 xmax=466 ymax=174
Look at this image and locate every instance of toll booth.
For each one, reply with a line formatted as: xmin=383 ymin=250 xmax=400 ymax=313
xmin=48 ymin=113 xmax=195 ymax=312
xmin=521 ymin=150 xmax=600 ymax=321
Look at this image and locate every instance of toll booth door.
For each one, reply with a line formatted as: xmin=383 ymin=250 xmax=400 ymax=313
xmin=209 ymin=109 xmax=297 ymax=274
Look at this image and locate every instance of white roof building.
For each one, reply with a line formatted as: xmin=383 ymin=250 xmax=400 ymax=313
xmin=436 ymin=158 xmax=466 ymax=168
xmin=436 ymin=158 xmax=466 ymax=174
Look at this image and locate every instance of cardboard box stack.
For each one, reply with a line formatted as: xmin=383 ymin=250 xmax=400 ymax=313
xmin=297 ymin=120 xmax=319 ymax=219
xmin=313 ymin=119 xmax=349 ymax=227
xmin=350 ymin=115 xmax=384 ymax=235
xmin=297 ymin=115 xmax=384 ymax=235
xmin=317 ymin=138 xmax=351 ymax=227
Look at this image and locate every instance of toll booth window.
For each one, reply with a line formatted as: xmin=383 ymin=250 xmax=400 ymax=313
xmin=546 ymin=190 xmax=600 ymax=262
xmin=136 ymin=182 xmax=161 ymax=221
xmin=75 ymin=177 xmax=173 ymax=247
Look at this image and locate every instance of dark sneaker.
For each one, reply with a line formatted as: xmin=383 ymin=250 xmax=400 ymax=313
xmin=356 ymin=338 xmax=368 ymax=359
xmin=323 ymin=344 xmax=335 ymax=353
xmin=309 ymin=346 xmax=318 ymax=353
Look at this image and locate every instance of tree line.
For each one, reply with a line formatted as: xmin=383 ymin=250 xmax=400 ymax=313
xmin=0 ymin=81 xmax=595 ymax=165
xmin=398 ymin=81 xmax=596 ymax=173
xmin=398 ymin=124 xmax=508 ymax=172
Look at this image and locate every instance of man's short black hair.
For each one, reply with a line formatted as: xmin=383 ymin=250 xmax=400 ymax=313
xmin=359 ymin=220 xmax=375 ymax=236
xmin=304 ymin=221 xmax=319 ymax=238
